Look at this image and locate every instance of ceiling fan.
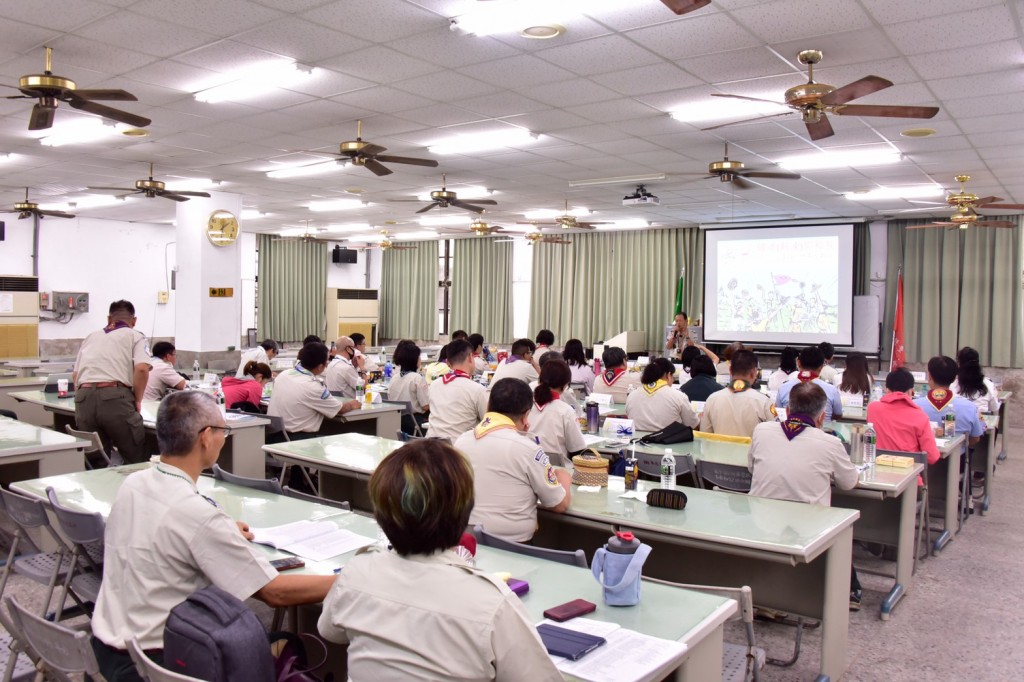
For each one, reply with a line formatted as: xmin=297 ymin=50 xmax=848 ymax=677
xmin=661 ymin=0 xmax=711 ymax=14
xmin=705 ymin=50 xmax=939 ymax=141
xmin=351 ymin=230 xmax=418 ymax=251
xmin=391 ymin=175 xmax=497 ymax=214
xmin=517 ymin=200 xmax=610 ymax=230
xmin=310 ymin=120 xmax=438 ymax=176
xmin=0 ymin=47 xmax=151 ymax=131
xmin=87 ymin=163 xmax=211 ymax=202
xmin=679 ymin=143 xmax=801 ymax=189
xmin=441 ymin=218 xmax=505 ymax=236
xmin=497 ymin=229 xmax=570 ymax=246
xmin=272 ymin=222 xmax=335 ymax=243
xmin=6 ymin=188 xmax=75 ymax=219
xmin=898 ymin=175 xmax=1024 ymax=229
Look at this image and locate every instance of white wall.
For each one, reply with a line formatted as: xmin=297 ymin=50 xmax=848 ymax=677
xmin=325 ymin=240 xmax=380 ymax=290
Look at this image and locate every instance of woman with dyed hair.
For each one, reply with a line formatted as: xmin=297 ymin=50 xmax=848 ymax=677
xmin=318 ymin=439 xmax=561 ymax=681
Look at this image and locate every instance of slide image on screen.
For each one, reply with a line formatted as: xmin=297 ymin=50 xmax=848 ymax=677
xmin=703 ymin=225 xmax=854 ymax=346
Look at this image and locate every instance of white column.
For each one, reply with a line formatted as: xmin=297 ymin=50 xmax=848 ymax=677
xmin=174 ymin=191 xmax=243 ymax=352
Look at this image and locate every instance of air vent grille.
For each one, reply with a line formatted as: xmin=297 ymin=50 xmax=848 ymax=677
xmin=336 ymin=289 xmax=377 ymax=301
xmin=0 ymin=277 xmax=38 ymax=292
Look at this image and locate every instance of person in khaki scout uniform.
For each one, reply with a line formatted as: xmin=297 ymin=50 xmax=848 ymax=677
xmin=491 ymin=338 xmax=540 ymax=385
xmin=425 ymin=340 xmax=488 ymax=442
xmin=626 ymin=358 xmax=700 ymax=432
xmin=456 ymin=378 xmax=572 ymax=543
xmin=72 ymin=300 xmax=152 ymax=463
xmin=700 ymin=350 xmax=777 ymax=438
xmin=324 ymin=336 xmax=361 ymax=398
xmin=592 ymin=346 xmax=643 ymax=404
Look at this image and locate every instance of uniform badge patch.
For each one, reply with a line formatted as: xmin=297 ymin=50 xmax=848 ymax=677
xmin=546 ymin=466 xmax=558 ymax=486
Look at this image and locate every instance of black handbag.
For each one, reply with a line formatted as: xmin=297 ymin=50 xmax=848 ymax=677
xmin=637 ymin=421 xmax=694 ymax=445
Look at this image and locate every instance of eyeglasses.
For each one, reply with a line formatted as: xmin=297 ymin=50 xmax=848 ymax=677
xmin=199 ymin=425 xmax=231 ymax=435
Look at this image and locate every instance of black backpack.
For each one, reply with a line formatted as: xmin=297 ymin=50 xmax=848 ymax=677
xmin=636 ymin=421 xmax=694 ymax=445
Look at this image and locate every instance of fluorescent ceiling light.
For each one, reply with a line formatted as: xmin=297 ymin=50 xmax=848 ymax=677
xmin=416 ymin=185 xmax=492 ymax=201
xmin=419 ymin=215 xmax=471 ymax=227
xmin=452 ymin=0 xmax=622 ymax=36
xmin=308 ymin=198 xmax=366 ymax=212
xmin=322 ymin=223 xmax=371 ymax=233
xmin=278 ymin=227 xmax=321 ymax=237
xmin=523 ymin=207 xmax=589 ymax=220
xmin=778 ymin=150 xmax=902 ymax=171
xmin=597 ymin=219 xmax=651 ymax=230
xmin=241 ymin=209 xmax=271 ymax=220
xmin=568 ymin=173 xmax=666 ymax=188
xmin=164 ymin=178 xmax=217 ymax=191
xmin=844 ymin=185 xmax=944 ymax=201
xmin=428 ymin=129 xmax=539 ymax=155
xmin=266 ymin=160 xmax=343 ymax=179
xmin=39 ymin=119 xmax=121 ymax=147
xmin=193 ymin=60 xmax=316 ymax=104
xmin=670 ymin=98 xmax=789 ymax=125
xmin=347 ymin=233 xmax=382 ymax=242
xmin=393 ymin=231 xmax=438 ymax=240
xmin=41 ymin=194 xmax=131 ymax=211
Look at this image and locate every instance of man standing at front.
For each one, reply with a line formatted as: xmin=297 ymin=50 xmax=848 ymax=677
xmin=72 ymin=300 xmax=152 ymax=463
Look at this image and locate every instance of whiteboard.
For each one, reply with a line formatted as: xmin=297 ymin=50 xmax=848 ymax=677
xmin=851 ymin=295 xmax=880 ymax=352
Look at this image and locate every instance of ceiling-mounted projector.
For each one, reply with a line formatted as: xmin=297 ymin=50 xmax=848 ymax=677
xmin=623 ymin=184 xmax=659 ymax=206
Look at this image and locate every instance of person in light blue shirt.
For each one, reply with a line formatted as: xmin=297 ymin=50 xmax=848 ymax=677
xmin=914 ymin=355 xmax=984 ymax=446
xmin=776 ymin=346 xmax=844 ymax=422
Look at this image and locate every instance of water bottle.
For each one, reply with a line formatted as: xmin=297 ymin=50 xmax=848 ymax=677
xmin=356 ymin=381 xmax=365 ymax=400
xmin=384 ymin=360 xmax=393 ymax=384
xmin=871 ymin=382 xmax=883 ymax=403
xmin=863 ymin=422 xmax=877 ymax=471
xmin=623 ymin=446 xmax=639 ymax=491
xmin=593 ymin=357 xmax=602 ymax=375
xmin=592 ymin=531 xmax=650 ymax=606
xmin=660 ymin=450 xmax=675 ymax=489
xmin=192 ymin=359 xmax=200 ymax=382
xmin=585 ymin=400 xmax=600 ymax=435
xmin=944 ymin=410 xmax=956 ymax=438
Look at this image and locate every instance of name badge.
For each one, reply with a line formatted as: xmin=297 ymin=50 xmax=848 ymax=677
xmin=590 ymin=393 xmax=613 ymax=406
xmin=841 ymin=393 xmax=864 ymax=408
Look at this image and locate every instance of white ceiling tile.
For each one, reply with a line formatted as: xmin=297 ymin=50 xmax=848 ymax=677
xmin=455 ymin=92 xmax=548 ymax=118
xmin=301 ymin=0 xmax=445 ymax=42
xmin=391 ymin=70 xmax=498 ymax=101
xmin=565 ymin=98 xmax=662 ymax=124
xmin=681 ymin=46 xmax=792 ymax=84
xmin=927 ymin=70 xmax=1024 ymax=101
xmin=392 ymin=28 xmax=522 ymax=69
xmin=942 ymin=92 xmax=1024 ymax=119
xmin=249 ymin=0 xmax=333 ymax=11
xmin=458 ymin=55 xmax=575 ymax=89
xmin=590 ymin=63 xmax=703 ymax=97
xmin=500 ymin=109 xmax=595 ymax=132
xmin=957 ymin=113 xmax=1024 ymax=134
xmin=97 ymin=78 xmax=189 ymax=107
xmin=17 ymin=35 xmax=157 ymax=76
xmin=907 ymin=40 xmax=1022 ymax=80
xmin=534 ymin=35 xmax=663 ymax=77
xmin=520 ymin=78 xmax=621 ymax=107
xmin=548 ymin=124 xmax=633 ymax=145
xmin=489 ymin=17 xmax=615 ymax=53
xmin=330 ymin=86 xmax=435 ymax=114
xmin=233 ymin=17 xmax=371 ymax=63
xmin=859 ymin=0 xmax=1004 ymax=24
xmin=122 ymin=60 xmax=219 ymax=92
xmin=584 ymin=1 xmax=709 ymax=32
xmin=172 ymin=41 xmax=295 ymax=75
xmin=625 ymin=12 xmax=761 ymax=61
xmin=0 ymin=0 xmax=113 ymax=31
xmin=391 ymin=103 xmax=482 ymax=127
xmin=131 ymin=0 xmax=285 ymax=35
xmin=76 ymin=12 xmax=220 ymax=59
xmin=0 ymin=20 xmax=62 ymax=55
xmin=321 ymin=46 xmax=443 ymax=83
xmin=729 ymin=0 xmax=873 ymax=42
xmin=771 ymin=28 xmax=901 ymax=70
xmin=883 ymin=4 xmax=1018 ymax=56
xmin=278 ymin=68 xmax=375 ymax=99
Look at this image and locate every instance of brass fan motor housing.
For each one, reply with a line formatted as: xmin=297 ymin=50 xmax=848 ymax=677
xmin=14 ymin=201 xmax=36 ymax=211
xmin=785 ymin=82 xmax=834 ymax=108
xmin=19 ymin=73 xmax=75 ymax=94
xmin=135 ymin=179 xmax=165 ymax=191
xmin=339 ymin=140 xmax=368 ymax=155
xmin=556 ymin=217 xmax=577 ymax=229
xmin=947 ymin=191 xmax=978 ymax=207
xmin=709 ymin=159 xmax=745 ymax=182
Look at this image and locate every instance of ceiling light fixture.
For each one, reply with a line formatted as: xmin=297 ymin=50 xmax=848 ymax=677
xmin=900 ymin=128 xmax=936 ymax=138
xmin=322 ymin=223 xmax=372 ymax=232
xmin=427 ymin=129 xmax=539 ymax=155
xmin=393 ymin=231 xmax=438 ymax=240
xmin=419 ymin=215 xmax=471 ymax=227
xmin=568 ymin=173 xmax=667 ymax=188
xmin=164 ymin=178 xmax=217 ymax=191
xmin=42 ymin=194 xmax=130 ymax=211
xmin=241 ymin=209 xmax=270 ymax=220
xmin=416 ymin=185 xmax=492 ymax=201
xmin=523 ymin=207 xmax=589 ymax=220
xmin=451 ymin=0 xmax=620 ymax=36
xmin=520 ymin=24 xmax=565 ymax=39
xmin=778 ymin=150 xmax=902 ymax=171
xmin=844 ymin=185 xmax=944 ymax=201
xmin=670 ymin=98 xmax=789 ymax=124
xmin=38 ymin=119 xmax=121 ymax=147
xmin=266 ymin=160 xmax=344 ymax=179
xmin=308 ymin=198 xmax=366 ymax=212
xmin=193 ymin=60 xmax=316 ymax=104
xmin=278 ymin=226 xmax=321 ymax=237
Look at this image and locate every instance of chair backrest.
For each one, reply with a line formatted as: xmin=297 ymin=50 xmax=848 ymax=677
xmin=45 ymin=487 xmax=105 ymax=546
xmin=263 ymin=415 xmax=289 ymax=440
xmin=129 ymin=637 xmax=204 ymax=682
xmin=696 ymin=459 xmax=752 ymax=493
xmin=569 ymin=381 xmax=590 ymax=398
xmin=0 ymin=409 xmax=17 ymax=420
xmin=282 ymin=486 xmax=351 ymax=511
xmin=881 ymin=449 xmax=929 ymax=487
xmin=64 ymin=425 xmax=107 ymax=458
xmin=5 ymin=596 xmax=102 ymax=681
xmin=0 ymin=488 xmax=54 ymax=531
xmin=212 ymin=464 xmax=283 ymax=495
xmin=473 ymin=525 xmax=588 ymax=568
xmin=635 ymin=452 xmax=699 ymax=485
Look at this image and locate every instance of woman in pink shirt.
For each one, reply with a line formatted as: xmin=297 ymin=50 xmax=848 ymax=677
xmin=865 ymin=368 xmax=940 ymax=483
xmin=222 ymin=361 xmax=272 ymax=411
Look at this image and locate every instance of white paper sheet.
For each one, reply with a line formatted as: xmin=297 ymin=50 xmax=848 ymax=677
xmin=286 ymin=529 xmax=374 ymax=562
xmin=544 ymin=623 xmax=688 ymax=682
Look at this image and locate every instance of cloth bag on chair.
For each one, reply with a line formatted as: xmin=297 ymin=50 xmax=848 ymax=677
xmin=591 ymin=542 xmax=652 ymax=606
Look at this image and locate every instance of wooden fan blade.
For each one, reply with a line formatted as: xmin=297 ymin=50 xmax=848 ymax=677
xmin=806 ymin=115 xmax=834 ymax=140
xmin=577 ymin=222 xmax=611 ymax=227
xmin=973 ymin=220 xmax=1015 ymax=228
xmin=516 ymin=221 xmax=547 ymax=225
xmin=978 ymin=201 xmax=1024 ymax=210
xmin=450 ymin=200 xmax=487 ymax=214
xmin=415 ymin=203 xmax=436 ymax=214
xmin=28 ymin=103 xmax=55 ymax=130
xmin=375 ymin=154 xmax=439 ymax=168
xmin=71 ymin=89 xmax=137 ymax=102
xmin=87 ymin=186 xmax=137 ymax=192
xmin=463 ymin=199 xmax=497 ymax=205
xmin=731 ymin=175 xmax=754 ymax=190
xmin=907 ymin=222 xmax=955 ymax=229
xmin=159 ymin=192 xmax=191 ymax=202
xmin=358 ymin=143 xmax=387 ymax=157
xmin=660 ymin=0 xmax=710 ymax=14
xmin=66 ymin=97 xmax=151 ymax=127
xmin=741 ymin=170 xmax=801 ymax=180
xmin=392 ymin=245 xmax=418 ymax=249
xmin=819 ymin=76 xmax=892 ymax=106
xmin=38 ymin=210 xmax=75 ymax=218
xmin=711 ymin=93 xmax=787 ymax=106
xmin=701 ymin=111 xmax=793 ymax=131
xmin=542 ymin=238 xmax=571 ymax=244
xmin=388 ymin=199 xmax=425 ymax=202
xmin=362 ymin=158 xmax=393 ymax=177
xmin=972 ymin=196 xmax=1001 ymax=206
xmin=164 ymin=190 xmax=211 ymax=198
xmin=832 ymin=104 xmax=939 ymax=119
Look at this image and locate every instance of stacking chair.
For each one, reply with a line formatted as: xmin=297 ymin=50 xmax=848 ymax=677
xmin=473 ymin=525 xmax=588 ymax=569
xmin=129 ymin=638 xmax=203 ymax=681
xmin=389 ymin=400 xmax=423 ymax=438
xmin=696 ymin=459 xmax=752 ymax=493
xmin=5 ymin=596 xmax=104 ymax=682
xmin=65 ymin=425 xmax=114 ymax=469
xmin=282 ymin=486 xmax=351 ymax=511
xmin=569 ymin=381 xmax=590 ymax=398
xmin=0 ymin=409 xmax=17 ymax=420
xmin=212 ymin=463 xmax=283 ymax=495
xmin=635 ymin=452 xmax=702 ymax=488
xmin=908 ymin=450 xmax=932 ymax=573
xmin=45 ymin=487 xmax=105 ymax=621
xmin=644 ymin=578 xmax=764 ymax=682
xmin=0 ymin=594 xmax=35 ymax=682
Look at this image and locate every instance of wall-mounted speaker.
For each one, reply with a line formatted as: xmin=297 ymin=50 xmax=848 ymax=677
xmin=332 ymin=246 xmax=358 ymax=264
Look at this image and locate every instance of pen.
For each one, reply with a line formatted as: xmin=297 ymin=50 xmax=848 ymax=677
xmin=333 ymin=567 xmax=343 ymax=574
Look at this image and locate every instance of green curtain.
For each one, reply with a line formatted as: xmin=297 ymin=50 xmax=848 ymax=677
xmin=380 ymin=241 xmax=437 ymax=341
xmin=528 ymin=228 xmax=703 ymax=349
xmin=853 ymin=223 xmax=871 ymax=296
xmin=882 ymin=217 xmax=1023 ymax=367
xmin=256 ymin=236 xmax=327 ymax=342
xmin=451 ymin=238 xmax=513 ymax=344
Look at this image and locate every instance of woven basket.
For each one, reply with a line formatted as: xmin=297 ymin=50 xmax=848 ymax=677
xmin=572 ymin=452 xmax=609 ymax=487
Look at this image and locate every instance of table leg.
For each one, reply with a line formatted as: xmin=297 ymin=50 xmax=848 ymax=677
xmin=982 ymin=428 xmax=996 ymax=515
xmin=880 ymin=484 xmax=915 ymax=621
xmin=675 ymin=623 xmax=724 ymax=681
xmin=819 ymin=525 xmax=852 ymax=681
xmin=225 ymin=427 xmax=266 ymax=479
xmin=374 ymin=411 xmax=400 ymax=439
xmin=933 ymin=447 xmax=961 ymax=554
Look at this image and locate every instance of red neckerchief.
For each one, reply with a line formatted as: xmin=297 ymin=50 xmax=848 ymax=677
xmin=535 ymin=390 xmax=561 ymax=412
xmin=601 ymin=367 xmax=626 ymax=386
xmin=441 ymin=369 xmax=471 ymax=384
xmin=797 ymin=370 xmax=819 ymax=383
xmin=927 ymin=388 xmax=953 ymax=411
xmin=780 ymin=413 xmax=817 ymax=441
xmin=104 ymin=321 xmax=132 ymax=334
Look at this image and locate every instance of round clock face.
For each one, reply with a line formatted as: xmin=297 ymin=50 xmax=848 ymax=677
xmin=207 ymin=210 xmax=239 ymax=246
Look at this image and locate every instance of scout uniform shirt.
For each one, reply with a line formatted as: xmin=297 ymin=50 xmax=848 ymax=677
xmin=591 ymin=367 xmax=642 ymax=404
xmin=528 ymin=394 xmax=587 ymax=467
xmin=74 ymin=323 xmax=151 ymax=387
xmin=425 ymin=370 xmax=488 ymax=441
xmin=387 ymin=370 xmax=429 ymax=414
xmin=456 ymin=413 xmax=566 ymax=542
xmin=268 ymin=366 xmax=342 ymax=433
xmin=143 ymin=356 xmax=185 ymax=401
xmin=625 ymin=379 xmax=700 ymax=432
xmin=748 ymin=420 xmax=859 ymax=506
xmin=700 ymin=379 xmax=777 ymax=438
xmin=235 ymin=345 xmax=270 ymax=378
xmin=776 ymin=372 xmax=843 ymax=421
xmin=914 ymin=388 xmax=985 ymax=438
xmin=491 ymin=356 xmax=538 ymax=385
xmin=325 ymin=355 xmax=360 ymax=398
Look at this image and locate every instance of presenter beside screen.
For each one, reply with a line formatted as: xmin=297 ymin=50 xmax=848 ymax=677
xmin=666 ymin=313 xmax=689 ymax=359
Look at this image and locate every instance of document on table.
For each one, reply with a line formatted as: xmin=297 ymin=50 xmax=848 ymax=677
xmin=537 ymin=618 xmax=688 ymax=682
xmin=581 ymin=434 xmax=607 ymax=446
xmin=250 ymin=519 xmax=372 ymax=562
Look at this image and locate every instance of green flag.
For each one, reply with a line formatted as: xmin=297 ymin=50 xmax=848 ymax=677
xmin=673 ymin=268 xmax=685 ymax=316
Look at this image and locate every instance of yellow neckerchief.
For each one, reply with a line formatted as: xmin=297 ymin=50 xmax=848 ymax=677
xmin=642 ymin=379 xmax=669 ymax=396
xmin=474 ymin=412 xmax=518 ymax=439
xmin=729 ymin=379 xmax=750 ymax=393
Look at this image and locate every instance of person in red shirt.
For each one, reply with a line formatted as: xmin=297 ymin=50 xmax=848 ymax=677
xmin=866 ymin=368 xmax=940 ymax=479
xmin=222 ymin=361 xmax=272 ymax=411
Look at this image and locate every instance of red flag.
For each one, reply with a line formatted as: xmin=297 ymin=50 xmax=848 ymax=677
xmin=890 ymin=268 xmax=905 ymax=371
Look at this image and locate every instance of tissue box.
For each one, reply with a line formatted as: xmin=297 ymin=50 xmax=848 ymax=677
xmin=876 ymin=454 xmax=914 ymax=468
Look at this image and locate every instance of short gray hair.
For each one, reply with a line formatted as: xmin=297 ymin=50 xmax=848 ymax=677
xmin=788 ymin=382 xmax=827 ymax=418
xmin=157 ymin=391 xmax=221 ymax=456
